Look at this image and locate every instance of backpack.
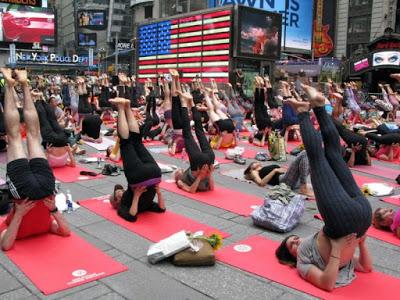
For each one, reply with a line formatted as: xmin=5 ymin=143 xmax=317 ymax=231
xmin=251 ymin=192 xmax=305 ymax=233
xmin=268 ymin=131 xmax=287 ymax=162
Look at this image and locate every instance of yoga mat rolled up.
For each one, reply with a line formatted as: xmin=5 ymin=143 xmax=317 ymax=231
xmin=217 ymin=235 xmax=400 ymax=300
xmin=79 ymin=196 xmax=230 ymax=241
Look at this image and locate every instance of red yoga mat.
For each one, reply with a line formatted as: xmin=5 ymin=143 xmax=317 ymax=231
xmin=143 ymin=140 xmax=165 ymax=147
xmin=79 ymin=196 xmax=230 ymax=241
xmin=314 ymin=214 xmax=400 ymax=247
xmin=352 ymin=165 xmax=399 ymax=181
xmin=381 ymin=195 xmax=400 ymax=206
xmin=5 ymin=232 xmax=127 ymax=295
xmin=52 ymin=165 xmax=105 ymax=183
xmin=160 ymin=181 xmax=263 ymax=216
xmin=352 ymin=174 xmax=397 ymax=188
xmin=161 ymin=151 xmax=233 ymax=165
xmin=217 ymin=235 xmax=400 ymax=300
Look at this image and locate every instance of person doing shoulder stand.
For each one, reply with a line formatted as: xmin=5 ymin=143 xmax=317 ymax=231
xmin=0 ymin=68 xmax=70 ymax=251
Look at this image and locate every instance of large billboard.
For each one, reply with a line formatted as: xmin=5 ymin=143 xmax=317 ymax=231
xmin=78 ymin=10 xmax=107 ymax=30
xmin=236 ymin=6 xmax=281 ymax=60
xmin=209 ymin=0 xmax=313 ymax=53
xmin=138 ymin=9 xmax=232 ymax=83
xmin=0 ymin=0 xmax=42 ymax=7
xmin=0 ymin=4 xmax=55 ymax=45
xmin=313 ymin=0 xmax=336 ymax=58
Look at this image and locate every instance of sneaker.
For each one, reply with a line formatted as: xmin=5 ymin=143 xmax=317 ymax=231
xmin=234 ymin=155 xmax=246 ymax=165
xmin=255 ymin=152 xmax=270 ymax=161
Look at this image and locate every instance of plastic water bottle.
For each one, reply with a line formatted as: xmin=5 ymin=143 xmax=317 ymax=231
xmin=66 ymin=190 xmax=73 ymax=213
xmin=235 ymin=129 xmax=240 ymax=141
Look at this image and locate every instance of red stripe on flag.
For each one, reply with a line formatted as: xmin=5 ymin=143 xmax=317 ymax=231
xmin=178 ymin=57 xmax=200 ymax=63
xmin=171 ymin=29 xmax=178 ymax=35
xmin=203 ymin=10 xmax=231 ymax=19
xmin=139 ymin=69 xmax=158 ymax=74
xmin=180 ymin=68 xmax=202 ymax=73
xmin=171 ymin=19 xmax=179 ymax=25
xmin=177 ymin=36 xmax=203 ymax=43
xmin=178 ymin=25 xmax=202 ymax=33
xmin=156 ymin=69 xmax=171 ymax=74
xmin=202 ymin=67 xmax=229 ymax=73
xmin=203 ymin=44 xmax=230 ymax=51
xmin=203 ymin=33 xmax=230 ymax=41
xmin=202 ymin=55 xmax=230 ymax=61
xmin=179 ymin=15 xmax=202 ymax=23
xmin=138 ymin=60 xmax=158 ymax=65
xmin=203 ymin=22 xmax=231 ymax=30
xmin=178 ymin=46 xmax=202 ymax=53
xmin=154 ymin=58 xmax=178 ymax=64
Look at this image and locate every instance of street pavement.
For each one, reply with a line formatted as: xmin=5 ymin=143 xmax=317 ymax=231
xmin=0 ymin=136 xmax=399 ymax=300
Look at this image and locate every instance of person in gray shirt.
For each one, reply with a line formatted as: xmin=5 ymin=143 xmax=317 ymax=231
xmin=275 ymin=85 xmax=373 ymax=291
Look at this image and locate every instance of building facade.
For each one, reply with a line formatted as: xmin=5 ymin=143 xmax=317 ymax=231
xmin=335 ymin=0 xmax=398 ymax=59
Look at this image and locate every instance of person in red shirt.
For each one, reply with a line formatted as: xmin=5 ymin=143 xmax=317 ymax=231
xmin=0 ymin=68 xmax=70 ymax=251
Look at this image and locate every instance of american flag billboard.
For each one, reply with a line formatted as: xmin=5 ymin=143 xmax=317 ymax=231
xmin=137 ymin=9 xmax=232 ymax=83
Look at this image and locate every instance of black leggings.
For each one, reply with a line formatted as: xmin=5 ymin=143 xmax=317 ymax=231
xmin=78 ymin=94 xmax=92 ymax=114
xmin=366 ymin=132 xmax=400 ymax=145
xmin=171 ymin=96 xmax=183 ymax=129
xmin=35 ymin=100 xmax=68 ymax=147
xmin=120 ymin=132 xmax=161 ymax=184
xmin=299 ymin=107 xmax=371 ymax=239
xmin=254 ymin=88 xmax=271 ymax=131
xmin=181 ymin=105 xmax=215 ymax=171
xmin=266 ymin=87 xmax=279 ymax=109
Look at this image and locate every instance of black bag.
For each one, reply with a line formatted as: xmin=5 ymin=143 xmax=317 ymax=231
xmin=0 ymin=183 xmax=11 ymax=216
xmin=101 ymin=164 xmax=121 ymax=176
xmin=396 ymin=174 xmax=400 ymax=185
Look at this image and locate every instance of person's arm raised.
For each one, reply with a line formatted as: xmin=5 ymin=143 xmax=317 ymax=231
xmin=305 ymin=234 xmax=356 ymax=291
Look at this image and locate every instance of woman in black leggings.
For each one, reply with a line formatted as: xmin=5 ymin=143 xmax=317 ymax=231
xmin=253 ymin=77 xmax=272 ymax=146
xmin=109 ymin=97 xmax=165 ymax=222
xmin=332 ymin=118 xmax=370 ymax=167
xmin=172 ymin=75 xmax=215 ymax=193
xmin=275 ymin=86 xmax=372 ymax=291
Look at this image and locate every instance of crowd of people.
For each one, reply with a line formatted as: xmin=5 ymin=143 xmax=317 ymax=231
xmin=0 ymin=66 xmax=399 ymax=292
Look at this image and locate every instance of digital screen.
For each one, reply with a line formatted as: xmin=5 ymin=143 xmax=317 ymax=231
xmin=210 ymin=0 xmax=314 ymax=53
xmin=78 ymin=10 xmax=106 ymax=30
xmin=78 ymin=33 xmax=97 ymax=47
xmin=237 ymin=7 xmax=281 ymax=59
xmin=138 ymin=10 xmax=232 ymax=83
xmin=0 ymin=4 xmax=55 ymax=45
xmin=372 ymin=51 xmax=400 ymax=67
xmin=354 ymin=58 xmax=369 ymax=72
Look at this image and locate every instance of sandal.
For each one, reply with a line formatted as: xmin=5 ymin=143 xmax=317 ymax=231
xmin=79 ymin=171 xmax=98 ymax=177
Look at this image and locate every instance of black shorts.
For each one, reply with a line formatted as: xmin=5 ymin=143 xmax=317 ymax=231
xmin=215 ymin=119 xmax=235 ymax=133
xmin=6 ymin=158 xmax=55 ymax=200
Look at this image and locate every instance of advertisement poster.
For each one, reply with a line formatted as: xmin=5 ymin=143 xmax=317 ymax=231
xmin=0 ymin=0 xmax=42 ymax=7
xmin=0 ymin=3 xmax=55 ymax=44
xmin=78 ymin=10 xmax=106 ymax=30
xmin=313 ymin=0 xmax=336 ymax=57
xmin=372 ymin=51 xmax=400 ymax=67
xmin=209 ymin=0 xmax=314 ymax=53
xmin=238 ymin=8 xmax=281 ymax=59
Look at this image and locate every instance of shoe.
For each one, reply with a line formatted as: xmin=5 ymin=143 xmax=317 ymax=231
xmin=255 ymin=152 xmax=270 ymax=161
xmin=79 ymin=171 xmax=98 ymax=177
xmin=234 ymin=155 xmax=246 ymax=165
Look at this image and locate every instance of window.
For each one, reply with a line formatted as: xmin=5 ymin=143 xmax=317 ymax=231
xmin=348 ymin=16 xmax=370 ymax=33
xmin=144 ymin=5 xmax=153 ymax=19
xmin=349 ymin=0 xmax=372 ymax=7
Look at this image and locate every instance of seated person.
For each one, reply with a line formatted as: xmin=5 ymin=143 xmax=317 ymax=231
xmin=0 ymin=68 xmax=70 ymax=251
xmin=275 ymin=85 xmax=372 ymax=291
xmin=81 ymin=114 xmax=103 ymax=143
xmin=46 ymin=143 xmax=76 ymax=168
xmin=244 ymin=150 xmax=313 ymax=197
xmin=372 ymin=207 xmax=400 ymax=238
xmin=109 ymin=97 xmax=165 ymax=222
xmin=170 ymin=73 xmax=215 ymax=193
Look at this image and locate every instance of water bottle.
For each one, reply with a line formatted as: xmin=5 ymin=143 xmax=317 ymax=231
xmin=235 ymin=129 xmax=240 ymax=141
xmin=66 ymin=190 xmax=73 ymax=213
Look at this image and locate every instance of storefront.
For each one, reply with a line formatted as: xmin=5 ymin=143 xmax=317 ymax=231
xmin=10 ymin=52 xmax=97 ymax=75
xmin=346 ymin=29 xmax=400 ymax=92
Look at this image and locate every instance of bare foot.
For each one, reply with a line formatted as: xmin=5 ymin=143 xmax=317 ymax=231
xmin=284 ymin=99 xmax=310 ymax=114
xmin=14 ymin=69 xmax=28 ymax=85
xmin=301 ymin=84 xmax=325 ymax=107
xmin=390 ymin=73 xmax=400 ymax=82
xmin=169 ymin=69 xmax=179 ymax=78
xmin=177 ymin=90 xmax=193 ymax=107
xmin=109 ymin=97 xmax=129 ymax=107
xmin=1 ymin=68 xmax=15 ymax=86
